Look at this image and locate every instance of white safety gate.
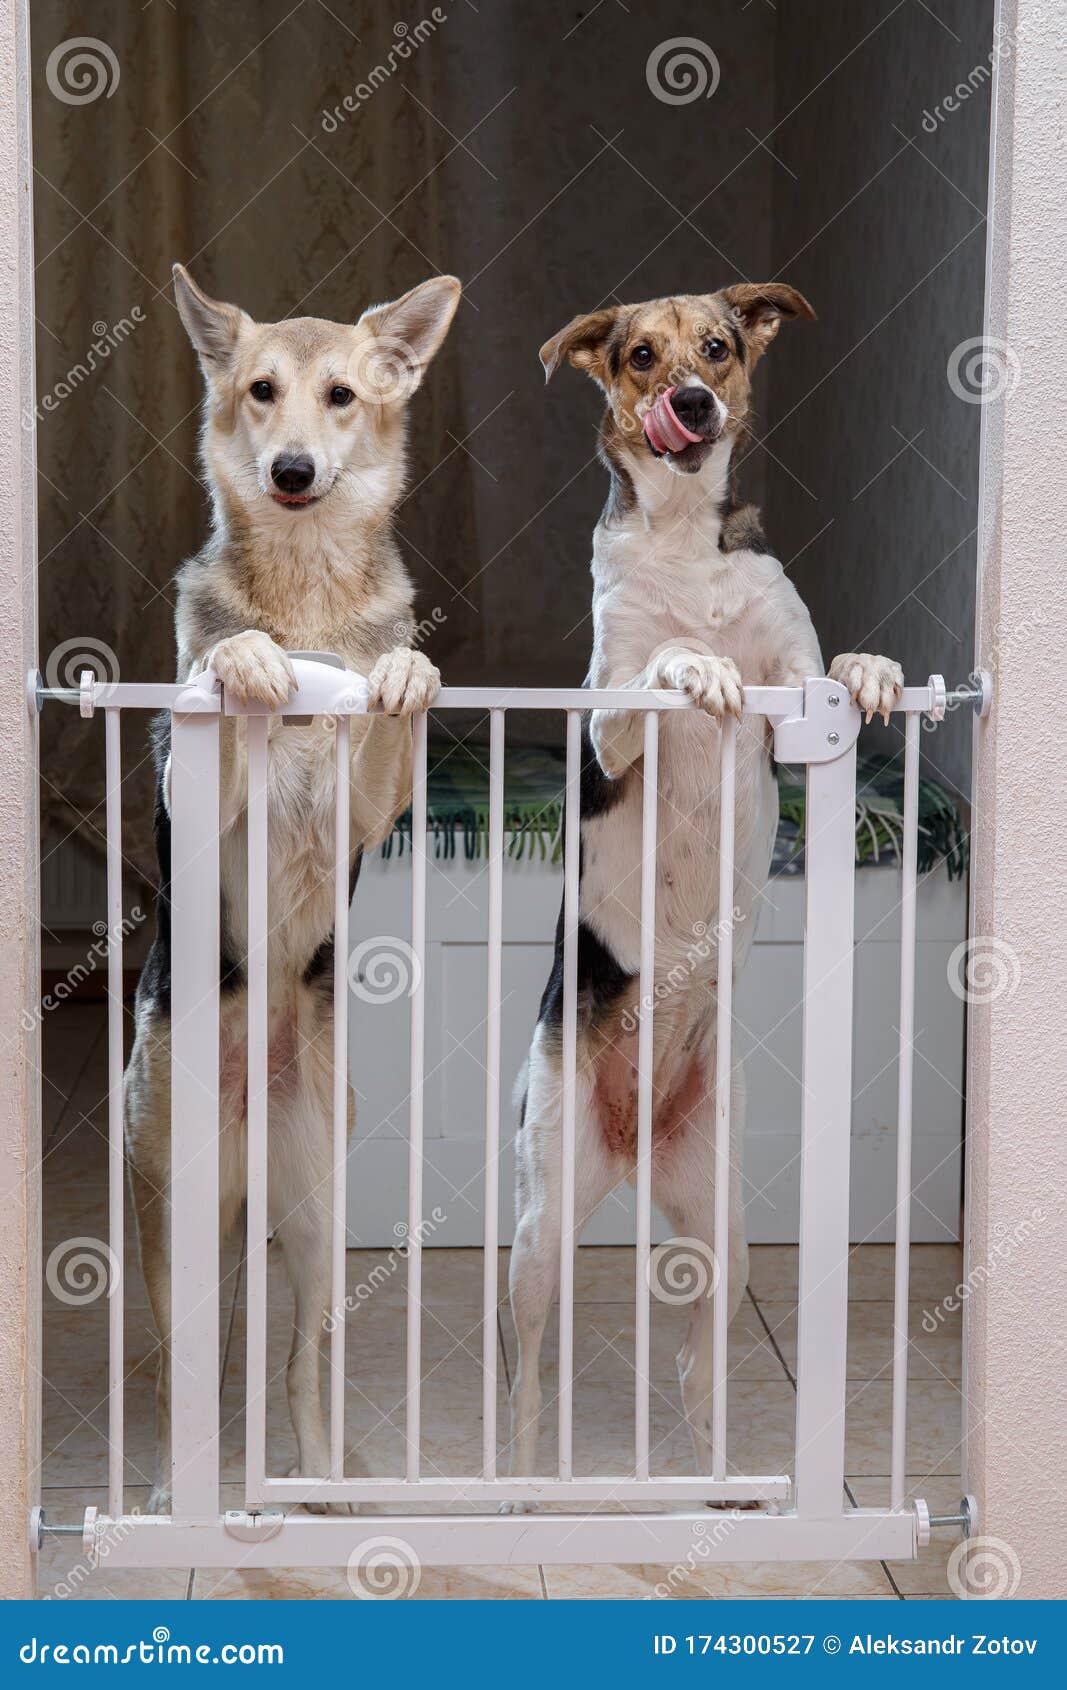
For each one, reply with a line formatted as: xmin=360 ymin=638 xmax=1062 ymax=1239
xmin=35 ymin=658 xmax=985 ymax=1571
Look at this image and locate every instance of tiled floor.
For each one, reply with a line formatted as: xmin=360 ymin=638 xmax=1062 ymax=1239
xmin=38 ymin=1001 xmax=965 ymax=1600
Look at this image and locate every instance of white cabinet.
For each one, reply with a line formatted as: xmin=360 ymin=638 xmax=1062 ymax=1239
xmin=346 ymin=843 xmax=965 ymax=1246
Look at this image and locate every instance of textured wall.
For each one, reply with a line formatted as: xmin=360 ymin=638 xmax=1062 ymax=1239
xmin=965 ymin=0 xmax=1067 ymax=1602
xmin=0 ymin=0 xmax=40 ymax=1601
xmin=766 ymin=0 xmax=995 ymax=799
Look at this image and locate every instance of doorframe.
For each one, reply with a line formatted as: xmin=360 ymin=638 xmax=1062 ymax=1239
xmin=0 ymin=0 xmax=40 ymax=1603
xmin=962 ymin=0 xmax=1067 ymax=1599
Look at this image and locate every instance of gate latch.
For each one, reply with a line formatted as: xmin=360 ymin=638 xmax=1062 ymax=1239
xmin=223 ymin=1509 xmax=285 ymax=1543
xmin=769 ymin=677 xmax=862 ymax=766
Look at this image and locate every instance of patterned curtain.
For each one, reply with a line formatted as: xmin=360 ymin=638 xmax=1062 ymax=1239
xmin=32 ymin=1 xmax=475 ymax=885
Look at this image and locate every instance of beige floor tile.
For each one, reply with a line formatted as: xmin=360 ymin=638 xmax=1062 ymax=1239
xmin=192 ymin=1563 xmax=541 ymax=1599
xmin=759 ymin=1299 xmax=962 ymax=1382
xmin=843 ymin=1380 xmax=963 ymax=1476
xmin=498 ymin=1297 xmax=789 ymax=1386
xmin=35 ymin=1487 xmax=190 ymax=1600
xmin=849 ymin=1475 xmax=964 ymax=1595
xmin=748 ymin=1244 xmax=963 ymax=1304
xmin=542 ymin=1558 xmax=895 ymax=1599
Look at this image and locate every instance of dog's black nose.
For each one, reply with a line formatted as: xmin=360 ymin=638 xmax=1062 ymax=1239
xmin=671 ymin=385 xmax=716 ymax=434
xmin=271 ymin=453 xmax=316 ymax=495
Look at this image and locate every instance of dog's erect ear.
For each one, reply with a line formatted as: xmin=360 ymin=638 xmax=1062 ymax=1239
xmin=720 ymin=283 xmax=815 ymax=361
xmin=172 ymin=265 xmax=249 ymax=368
xmin=539 ymin=310 xmax=619 ymax=385
xmin=359 ymin=275 xmax=462 ymax=393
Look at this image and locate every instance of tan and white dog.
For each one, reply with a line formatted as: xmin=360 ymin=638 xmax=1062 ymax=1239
xmin=508 ymin=285 xmax=902 ymax=1484
xmin=124 ymin=263 xmax=460 ymax=1512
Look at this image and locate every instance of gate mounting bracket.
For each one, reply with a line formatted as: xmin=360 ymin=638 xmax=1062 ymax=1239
xmin=223 ymin=1508 xmax=285 ymax=1543
xmin=768 ymin=677 xmax=861 ymax=765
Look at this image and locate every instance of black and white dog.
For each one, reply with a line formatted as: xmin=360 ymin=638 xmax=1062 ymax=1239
xmin=507 ymin=284 xmax=903 ymax=1479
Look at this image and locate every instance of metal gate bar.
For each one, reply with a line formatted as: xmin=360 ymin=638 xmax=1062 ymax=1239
xmin=481 ymin=707 xmax=505 ymax=1479
xmin=634 ymin=709 xmax=658 ymax=1479
xmin=558 ymin=707 xmax=580 ymax=1479
xmin=168 ymin=691 xmax=222 ymax=1519
xmin=33 ymin=664 xmax=963 ymax=1569
xmin=244 ymin=713 xmax=268 ymax=1502
xmin=405 ymin=710 xmax=428 ymax=1481
xmin=712 ymin=711 xmax=736 ymax=1481
xmin=891 ymin=710 xmax=921 ymax=1510
xmin=104 ymin=708 xmax=124 ymax=1523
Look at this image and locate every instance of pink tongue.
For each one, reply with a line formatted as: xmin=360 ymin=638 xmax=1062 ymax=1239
xmin=643 ymin=386 xmax=705 ymax=455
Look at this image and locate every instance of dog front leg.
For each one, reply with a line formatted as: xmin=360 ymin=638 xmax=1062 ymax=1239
xmin=828 ymin=651 xmax=904 ymax=725
xmin=591 ymin=648 xmax=744 ymax=778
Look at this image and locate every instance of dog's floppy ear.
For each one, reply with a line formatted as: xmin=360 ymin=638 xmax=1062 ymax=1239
xmin=172 ymin=264 xmax=249 ymax=368
xmin=359 ymin=275 xmax=462 ymax=393
xmin=720 ymin=283 xmax=815 ymax=362
xmin=539 ymin=309 xmax=619 ymax=385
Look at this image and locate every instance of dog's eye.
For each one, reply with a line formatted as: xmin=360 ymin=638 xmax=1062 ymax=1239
xmin=629 ymin=344 xmax=654 ymax=370
xmin=703 ymin=338 xmax=729 ymax=363
xmin=329 ymin=385 xmax=355 ymax=407
xmin=249 ymin=380 xmax=274 ymax=402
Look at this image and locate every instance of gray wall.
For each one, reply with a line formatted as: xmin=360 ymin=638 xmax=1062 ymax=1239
xmin=765 ymin=0 xmax=995 ymax=796
xmin=433 ymin=0 xmax=777 ymax=690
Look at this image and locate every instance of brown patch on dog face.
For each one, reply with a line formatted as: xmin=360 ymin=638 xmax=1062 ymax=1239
xmin=540 ymin=284 xmax=814 ymax=475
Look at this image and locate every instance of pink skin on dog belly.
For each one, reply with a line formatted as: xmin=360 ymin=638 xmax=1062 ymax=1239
xmin=642 ymin=387 xmax=705 ymax=456
xmin=219 ymin=1015 xmax=300 ymax=1123
xmin=594 ymin=1040 xmax=707 ymax=1160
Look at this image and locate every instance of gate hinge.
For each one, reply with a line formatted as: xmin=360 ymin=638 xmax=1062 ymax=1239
xmin=223 ymin=1508 xmax=285 ymax=1543
xmin=769 ymin=677 xmax=861 ymax=765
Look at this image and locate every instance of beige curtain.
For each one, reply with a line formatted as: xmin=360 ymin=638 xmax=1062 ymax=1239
xmin=33 ymin=1 xmax=476 ymax=885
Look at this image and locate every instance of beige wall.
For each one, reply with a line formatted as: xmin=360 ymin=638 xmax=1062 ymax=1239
xmin=964 ymin=0 xmax=1067 ymax=1600
xmin=0 ymin=0 xmax=40 ymax=1601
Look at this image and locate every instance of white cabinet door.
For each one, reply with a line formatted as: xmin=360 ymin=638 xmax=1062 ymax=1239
xmin=346 ymin=846 xmax=966 ymax=1245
